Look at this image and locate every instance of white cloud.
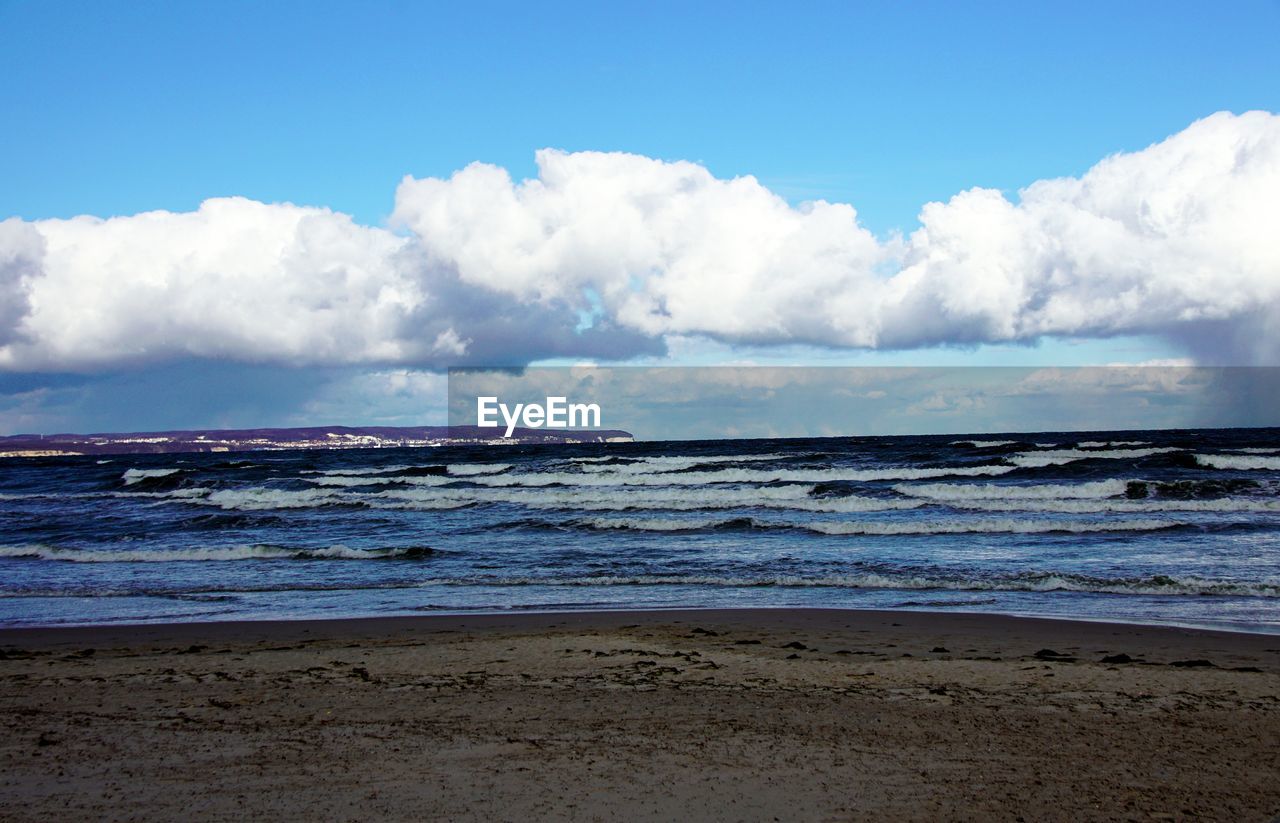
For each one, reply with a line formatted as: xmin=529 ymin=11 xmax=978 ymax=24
xmin=1 ymin=199 xmax=422 ymax=369
xmin=395 ymin=111 xmax=1280 ymax=362
xmin=0 ymin=218 xmax=42 ymax=347
xmin=0 ymin=198 xmax=653 ymax=371
xmin=394 ymin=149 xmax=888 ymax=343
xmin=1 ymin=111 xmax=1278 ymax=372
xmin=884 ymin=111 xmax=1280 ymax=354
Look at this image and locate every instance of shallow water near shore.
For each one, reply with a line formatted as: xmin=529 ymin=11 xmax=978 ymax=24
xmin=2 ymin=427 xmax=1279 ymax=630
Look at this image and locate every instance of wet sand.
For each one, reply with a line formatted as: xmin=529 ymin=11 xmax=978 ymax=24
xmin=2 ymin=608 xmax=1279 ymax=821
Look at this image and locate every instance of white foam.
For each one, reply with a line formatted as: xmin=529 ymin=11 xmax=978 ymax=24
xmin=121 ymin=468 xmax=183 ymax=485
xmin=410 ymin=573 xmax=1279 ymax=598
xmin=578 ymin=453 xmax=791 ymax=474
xmin=894 ymin=479 xmax=1130 ymax=501
xmin=114 ymin=488 xmax=212 ymax=500
xmin=203 ymin=488 xmax=350 ymax=510
xmin=311 ymin=465 xmax=416 ymax=476
xmin=306 ymin=474 xmax=453 ymax=488
xmin=585 ymin=516 xmax=753 ymax=532
xmin=804 ymin=517 xmax=1179 ymax=535
xmin=950 ymin=498 xmax=1280 ymax=514
xmin=0 ymin=544 xmax=426 ymax=563
xmin=1195 ymin=454 xmax=1280 ymax=471
xmin=579 ymin=514 xmax=1181 ymax=536
xmin=468 ymin=464 xmax=1017 ymax=488
xmin=447 ymin=463 xmax=513 ymax=476
xmin=369 ymin=485 xmax=923 ymax=513
xmin=1008 ymin=447 xmax=1179 ymax=468
xmin=1077 ymin=440 xmax=1150 ymax=448
xmin=950 ymin=440 xmax=1016 ymax=448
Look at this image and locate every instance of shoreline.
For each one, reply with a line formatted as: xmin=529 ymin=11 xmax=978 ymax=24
xmin=4 ymin=606 xmax=1280 ymax=650
xmin=4 ymin=606 xmax=1279 ymax=819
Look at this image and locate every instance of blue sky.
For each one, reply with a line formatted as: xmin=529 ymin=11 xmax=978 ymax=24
xmin=1 ymin=1 xmax=1278 ymax=433
xmin=5 ymin=1 xmax=1277 ymax=232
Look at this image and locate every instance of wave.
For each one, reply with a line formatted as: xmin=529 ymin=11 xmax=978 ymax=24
xmin=310 ymin=465 xmax=414 ymax=476
xmin=950 ymin=440 xmax=1017 ymax=448
xmin=577 ymin=453 xmax=792 ymax=475
xmin=115 ymin=487 xmax=212 ymax=500
xmin=120 ymin=467 xmax=188 ymax=487
xmin=5 ymin=569 xmax=1273 ymax=598
xmin=583 ymin=516 xmax=767 ymax=532
xmin=372 ymin=572 xmax=1280 ymax=598
xmin=467 ymin=464 xmax=1017 ymax=488
xmin=1077 ymin=440 xmax=1150 ymax=448
xmin=121 ymin=468 xmax=183 ymax=484
xmin=1007 ymin=447 xmax=1180 ymax=468
xmin=0 ymin=544 xmax=436 ymax=563
xmin=578 ymin=515 xmax=1183 ymax=536
xmin=307 ymin=464 xmax=449 ymax=478
xmin=305 ymin=474 xmax=454 ymax=488
xmin=1195 ymin=454 xmax=1280 ymax=471
xmin=447 ymin=463 xmax=513 ymax=476
xmin=203 ymin=488 xmax=354 ymax=510
xmin=945 ymin=498 xmax=1280 ymax=514
xmin=367 ymin=485 xmax=925 ymax=514
xmin=894 ymin=479 xmax=1130 ymax=501
xmin=803 ymin=517 xmax=1182 ymax=536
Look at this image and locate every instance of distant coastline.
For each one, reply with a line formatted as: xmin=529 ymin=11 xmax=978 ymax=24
xmin=0 ymin=425 xmax=635 ymax=457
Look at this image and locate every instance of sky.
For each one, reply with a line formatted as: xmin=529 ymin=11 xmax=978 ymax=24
xmin=1 ymin=1 xmax=1278 ymax=434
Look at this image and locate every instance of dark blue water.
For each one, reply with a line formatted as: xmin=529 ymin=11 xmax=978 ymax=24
xmin=2 ymin=428 xmax=1279 ymax=631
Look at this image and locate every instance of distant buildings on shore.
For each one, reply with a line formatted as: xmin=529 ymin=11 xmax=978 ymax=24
xmin=0 ymin=425 xmax=634 ymax=457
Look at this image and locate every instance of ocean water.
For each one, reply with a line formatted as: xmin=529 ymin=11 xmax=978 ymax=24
xmin=1 ymin=428 xmax=1279 ymax=631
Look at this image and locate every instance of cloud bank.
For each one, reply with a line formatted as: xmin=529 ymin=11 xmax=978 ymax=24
xmin=2 ymin=111 xmax=1277 ymax=371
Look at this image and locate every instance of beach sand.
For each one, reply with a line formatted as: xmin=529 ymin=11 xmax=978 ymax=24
xmin=2 ymin=608 xmax=1278 ymax=821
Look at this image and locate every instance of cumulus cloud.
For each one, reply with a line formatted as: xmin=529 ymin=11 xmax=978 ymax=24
xmin=396 ymin=110 xmax=1280 ymax=361
xmin=0 ymin=199 xmax=654 ymax=370
xmin=0 ymin=218 xmax=43 ymax=347
xmin=0 ymin=110 xmax=1277 ymax=372
xmin=393 ymin=150 xmax=887 ymax=343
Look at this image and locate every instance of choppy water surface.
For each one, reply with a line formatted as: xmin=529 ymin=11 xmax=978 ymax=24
xmin=2 ymin=428 xmax=1279 ymax=630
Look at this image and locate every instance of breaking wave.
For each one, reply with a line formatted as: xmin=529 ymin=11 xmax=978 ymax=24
xmin=467 ymin=464 xmax=1017 ymax=487
xmin=894 ymin=479 xmax=1130 ymax=501
xmin=203 ymin=488 xmax=352 ymax=510
xmin=121 ymin=468 xmax=185 ymax=485
xmin=1007 ymin=447 xmax=1180 ymax=468
xmin=447 ymin=463 xmax=513 ymax=476
xmin=575 ymin=454 xmax=795 ymax=475
xmin=369 ymin=485 xmax=924 ymax=514
xmin=578 ymin=515 xmax=1184 ymax=536
xmin=0 ymin=544 xmax=435 ymax=563
xmin=305 ymin=474 xmax=453 ymax=488
xmin=392 ymin=572 xmax=1280 ymax=598
xmin=1077 ymin=441 xmax=1150 ymax=448
xmin=1195 ymin=454 xmax=1280 ymax=471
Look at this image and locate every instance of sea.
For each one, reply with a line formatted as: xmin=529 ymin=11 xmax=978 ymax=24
xmin=2 ymin=427 xmax=1279 ymax=631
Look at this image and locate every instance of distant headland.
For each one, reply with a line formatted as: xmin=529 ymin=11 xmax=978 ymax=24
xmin=0 ymin=425 xmax=635 ymax=457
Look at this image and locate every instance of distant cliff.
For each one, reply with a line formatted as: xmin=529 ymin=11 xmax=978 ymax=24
xmin=0 ymin=425 xmax=635 ymax=457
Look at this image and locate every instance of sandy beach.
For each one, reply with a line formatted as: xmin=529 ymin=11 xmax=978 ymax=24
xmin=1 ymin=608 xmax=1278 ymax=821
